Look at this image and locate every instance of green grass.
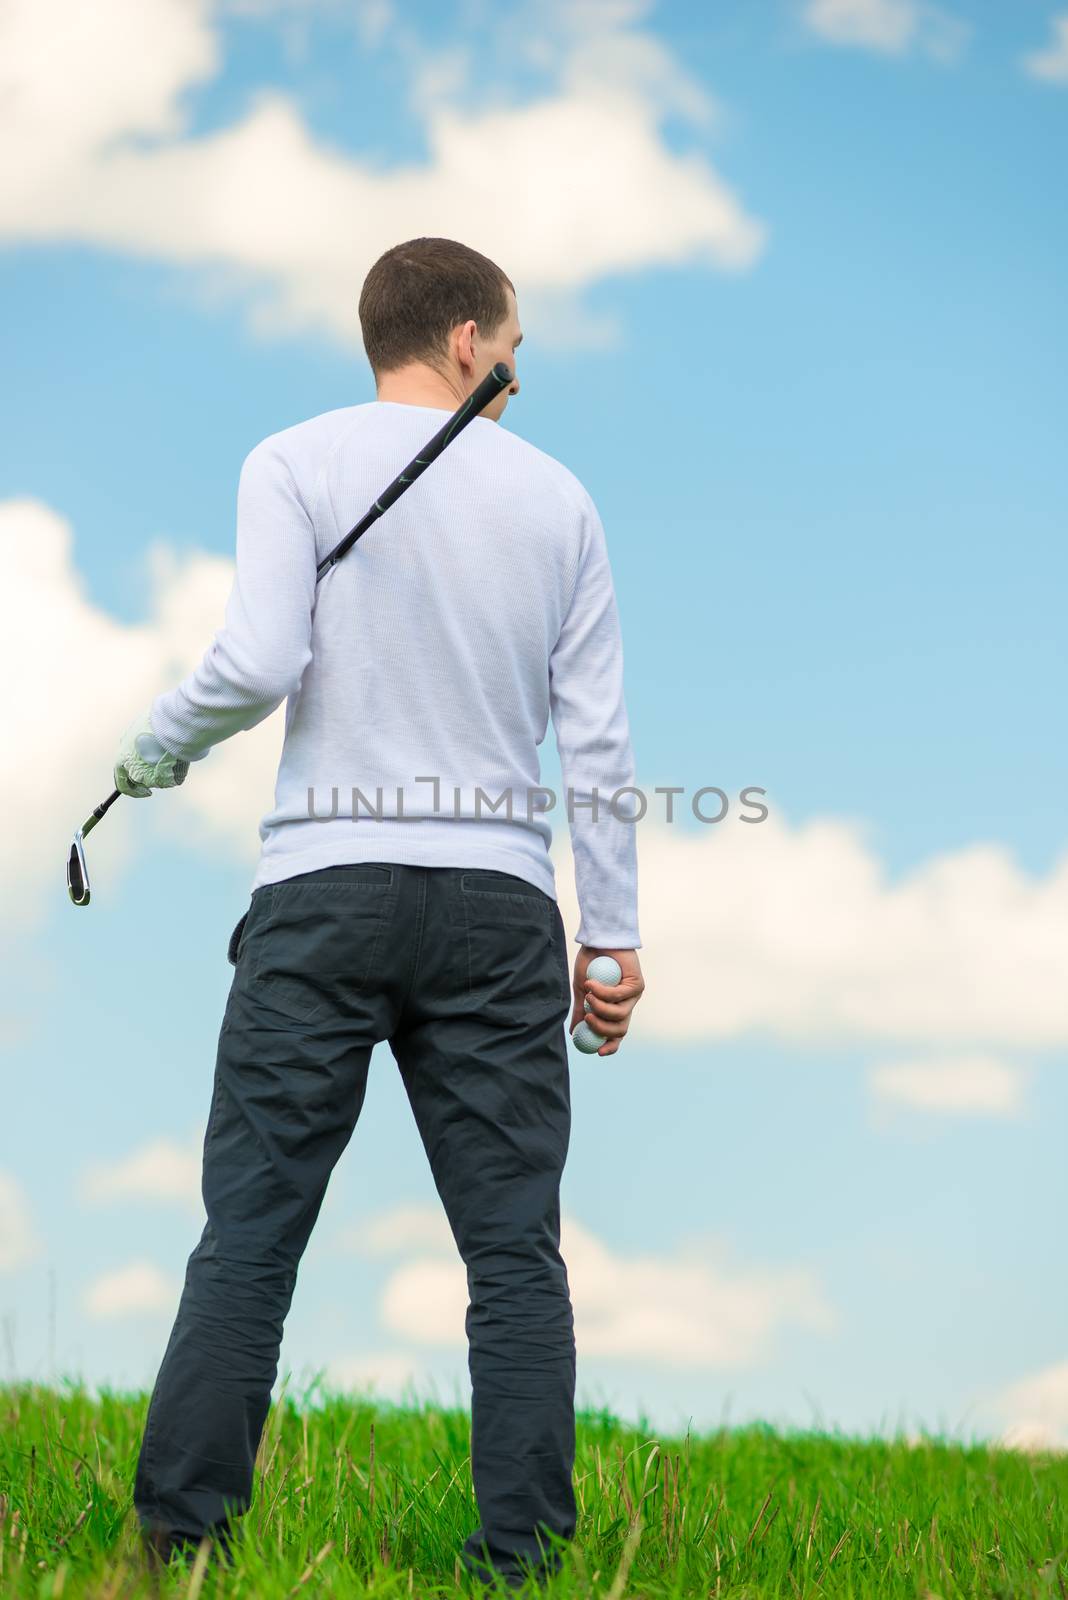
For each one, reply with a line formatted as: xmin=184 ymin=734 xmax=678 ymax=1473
xmin=1 ymin=1378 xmax=1065 ymax=1597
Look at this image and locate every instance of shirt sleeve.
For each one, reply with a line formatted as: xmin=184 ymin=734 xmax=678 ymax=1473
xmin=149 ymin=439 xmax=317 ymax=763
xmin=549 ymin=488 xmax=641 ymax=950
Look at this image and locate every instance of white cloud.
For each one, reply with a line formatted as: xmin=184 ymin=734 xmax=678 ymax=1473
xmin=559 ymin=811 xmax=1068 ymax=1049
xmin=868 ymin=1055 xmax=1026 ymax=1117
xmin=569 ymin=1217 xmax=835 ymax=1366
xmin=490 ymin=0 xmax=724 ymax=132
xmin=0 ymin=1171 xmax=42 ymax=1271
xmin=221 ymin=0 xmax=394 ymax=53
xmin=0 ymin=0 xmax=765 ymax=351
xmin=332 ymin=1202 xmax=456 ymax=1259
xmin=84 ymin=1259 xmax=178 ymax=1319
xmin=0 ymin=0 xmax=219 ymax=167
xmin=989 ymin=1358 xmax=1068 ymax=1453
xmin=1021 ymin=13 xmax=1068 ymax=84
xmin=79 ymin=1133 xmax=206 ymax=1212
xmin=365 ymin=1208 xmax=834 ymax=1368
xmin=0 ymin=496 xmax=282 ymax=930
xmin=323 ymin=1349 xmax=426 ymax=1399
xmin=800 ymin=0 xmax=969 ymax=62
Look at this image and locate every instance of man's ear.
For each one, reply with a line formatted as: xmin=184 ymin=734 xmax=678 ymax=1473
xmin=454 ymin=317 xmax=478 ymax=374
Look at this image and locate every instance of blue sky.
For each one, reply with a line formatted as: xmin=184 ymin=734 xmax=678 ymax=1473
xmin=1 ymin=0 xmax=1066 ymax=1453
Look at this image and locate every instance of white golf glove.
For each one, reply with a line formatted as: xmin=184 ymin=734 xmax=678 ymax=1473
xmin=114 ymin=709 xmax=190 ymax=798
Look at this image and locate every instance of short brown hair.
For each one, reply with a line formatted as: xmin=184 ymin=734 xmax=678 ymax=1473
xmin=358 ymin=237 xmax=514 ymax=379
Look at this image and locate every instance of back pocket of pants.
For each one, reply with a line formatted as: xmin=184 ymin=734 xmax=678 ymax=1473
xmin=461 ymin=876 xmax=564 ymax=1024
xmin=248 ymin=868 xmax=395 ymax=1022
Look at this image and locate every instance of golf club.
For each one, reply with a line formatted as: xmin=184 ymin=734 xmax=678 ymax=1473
xmin=65 ymin=361 xmax=515 ymax=908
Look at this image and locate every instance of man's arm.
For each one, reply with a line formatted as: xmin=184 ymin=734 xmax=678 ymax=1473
xmin=148 ymin=439 xmax=317 ymax=763
xmin=549 ymin=487 xmax=641 ymax=952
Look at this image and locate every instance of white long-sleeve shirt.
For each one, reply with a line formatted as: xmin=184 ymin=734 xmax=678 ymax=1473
xmin=150 ymin=400 xmax=641 ymax=948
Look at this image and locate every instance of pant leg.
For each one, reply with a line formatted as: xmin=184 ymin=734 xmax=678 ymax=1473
xmin=134 ymin=863 xmax=404 ymax=1550
xmin=389 ymin=866 xmax=576 ymax=1588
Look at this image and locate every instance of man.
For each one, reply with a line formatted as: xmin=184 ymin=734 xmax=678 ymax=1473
xmin=123 ymin=236 xmax=645 ymax=1588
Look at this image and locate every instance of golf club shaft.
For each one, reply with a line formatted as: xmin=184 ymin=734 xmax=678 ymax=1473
xmin=82 ymin=788 xmax=121 ymax=836
xmin=69 ymin=364 xmax=514 ymax=901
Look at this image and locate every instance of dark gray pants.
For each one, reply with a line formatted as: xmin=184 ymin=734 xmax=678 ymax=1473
xmin=133 ymin=862 xmax=577 ymax=1586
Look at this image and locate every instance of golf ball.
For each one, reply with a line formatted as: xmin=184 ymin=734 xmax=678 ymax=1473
xmin=571 ymin=956 xmax=622 ymax=1053
xmin=586 ymin=955 xmax=622 ymax=986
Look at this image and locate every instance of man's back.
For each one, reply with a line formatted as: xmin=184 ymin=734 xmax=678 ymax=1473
xmin=150 ymin=401 xmax=642 ymax=950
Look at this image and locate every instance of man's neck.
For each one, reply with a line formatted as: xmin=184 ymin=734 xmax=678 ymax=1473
xmin=375 ymin=366 xmax=468 ymax=412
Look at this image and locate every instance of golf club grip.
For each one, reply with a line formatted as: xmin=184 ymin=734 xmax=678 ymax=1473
xmin=315 ymin=361 xmax=514 ymax=580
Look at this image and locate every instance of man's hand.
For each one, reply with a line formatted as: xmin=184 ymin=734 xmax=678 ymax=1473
xmin=569 ymin=947 xmax=645 ymax=1057
xmin=114 ymin=709 xmax=190 ymax=798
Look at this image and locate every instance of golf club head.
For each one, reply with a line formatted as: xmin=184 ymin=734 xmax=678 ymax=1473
xmin=67 ymin=829 xmax=91 ymax=906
